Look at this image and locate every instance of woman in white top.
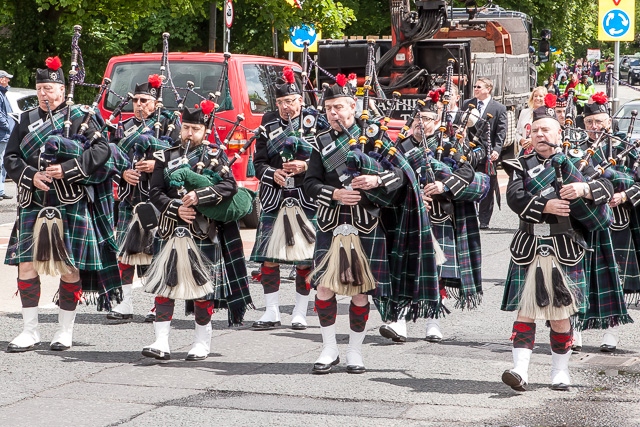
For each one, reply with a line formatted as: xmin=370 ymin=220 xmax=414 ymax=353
xmin=516 ymin=86 xmax=548 ymax=156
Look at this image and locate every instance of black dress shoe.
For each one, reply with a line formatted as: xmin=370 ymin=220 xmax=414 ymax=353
xmin=1 ymin=194 xmax=12 ymax=199
xmin=479 ymin=224 xmax=489 ymax=230
xmin=425 ymin=334 xmax=442 ymax=343
xmin=600 ymin=344 xmax=616 ymax=353
xmin=50 ymin=342 xmax=70 ymax=351
xmin=144 ymin=313 xmax=156 ymax=323
xmin=251 ymin=320 xmax=281 ymax=330
xmin=106 ymin=311 xmax=133 ymax=321
xmin=551 ymin=382 xmax=570 ymax=391
xmin=501 ymin=370 xmax=527 ymax=391
xmin=571 ymin=345 xmax=582 ymax=353
xmin=141 ymin=347 xmax=171 ymax=360
xmin=312 ymin=356 xmax=340 ymax=374
xmin=185 ymin=354 xmax=207 ymax=361
xmin=291 ymin=322 xmax=307 ymax=330
xmin=7 ymin=342 xmax=40 ymax=353
xmin=346 ymin=364 xmax=366 ymax=374
xmin=379 ymin=325 xmax=407 ymax=343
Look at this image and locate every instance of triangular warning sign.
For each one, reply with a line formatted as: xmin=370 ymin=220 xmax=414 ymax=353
xmin=613 ymin=0 xmax=621 ymax=5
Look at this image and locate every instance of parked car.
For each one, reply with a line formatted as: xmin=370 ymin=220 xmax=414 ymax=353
xmin=6 ymin=88 xmax=38 ymax=122
xmin=99 ymin=53 xmax=314 ymax=228
xmin=613 ymin=99 xmax=640 ymax=141
xmin=619 ymin=55 xmax=640 ymax=85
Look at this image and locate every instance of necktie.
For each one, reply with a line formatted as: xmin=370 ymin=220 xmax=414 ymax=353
xmin=477 ymin=100 xmax=484 ymax=115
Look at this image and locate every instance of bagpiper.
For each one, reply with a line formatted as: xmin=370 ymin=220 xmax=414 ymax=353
xmin=107 ymin=75 xmax=180 ymax=322
xmin=380 ymin=88 xmax=489 ymax=343
xmin=570 ymin=93 xmax=634 ymax=352
xmin=5 ymin=56 xmax=120 ymax=352
xmin=303 ymin=75 xmax=407 ymax=374
xmin=501 ymin=105 xmax=612 ymax=391
xmin=142 ymin=103 xmax=253 ymax=361
xmin=250 ymin=67 xmax=326 ymax=331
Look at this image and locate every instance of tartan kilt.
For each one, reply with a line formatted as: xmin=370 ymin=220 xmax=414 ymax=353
xmin=501 ymin=257 xmax=587 ymax=316
xmin=627 ymin=209 xmax=640 ymax=306
xmin=578 ymin=230 xmax=633 ymax=330
xmin=611 ymin=226 xmax=640 ymax=297
xmin=6 ymin=191 xmax=102 ymax=271
xmin=440 ymin=200 xmax=483 ymax=309
xmin=153 ymin=220 xmax=253 ymax=326
xmin=115 ymin=200 xmax=134 ymax=249
xmin=249 ymin=202 xmax=316 ymax=265
xmin=310 ymin=207 xmax=390 ymax=296
xmin=432 ymin=220 xmax=458 ymax=279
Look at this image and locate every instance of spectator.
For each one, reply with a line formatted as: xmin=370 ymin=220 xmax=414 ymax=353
xmin=575 ymin=74 xmax=595 ymax=114
xmin=545 ymin=75 xmax=559 ymax=96
xmin=516 ymin=86 xmax=548 ymax=156
xmin=0 ymin=70 xmax=14 ymax=200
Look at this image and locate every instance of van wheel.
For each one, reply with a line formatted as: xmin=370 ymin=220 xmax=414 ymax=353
xmin=243 ymin=197 xmax=261 ymax=229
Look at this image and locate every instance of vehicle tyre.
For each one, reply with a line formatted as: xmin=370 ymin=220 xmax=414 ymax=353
xmin=243 ymin=196 xmax=261 ymax=229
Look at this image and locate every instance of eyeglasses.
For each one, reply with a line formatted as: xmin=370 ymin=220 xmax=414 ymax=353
xmin=584 ymin=119 xmax=607 ymax=126
xmin=276 ymin=98 xmax=298 ymax=107
xmin=132 ymin=98 xmax=152 ymax=104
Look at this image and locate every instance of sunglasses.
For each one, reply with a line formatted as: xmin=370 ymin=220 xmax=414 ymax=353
xmin=473 ymin=86 xmax=484 ymax=89
xmin=132 ymin=98 xmax=152 ymax=104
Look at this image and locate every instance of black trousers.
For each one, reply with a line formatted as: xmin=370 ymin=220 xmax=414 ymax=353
xmin=478 ymin=173 xmax=498 ymax=226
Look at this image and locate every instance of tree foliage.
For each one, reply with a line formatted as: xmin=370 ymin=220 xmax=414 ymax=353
xmin=0 ymin=0 xmax=623 ymax=104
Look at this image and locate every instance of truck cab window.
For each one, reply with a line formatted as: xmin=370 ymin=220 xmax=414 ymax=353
xmin=243 ymin=64 xmax=271 ymax=114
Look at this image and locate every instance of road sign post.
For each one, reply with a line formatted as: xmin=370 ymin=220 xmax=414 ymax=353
xmin=223 ymin=0 xmax=233 ymax=52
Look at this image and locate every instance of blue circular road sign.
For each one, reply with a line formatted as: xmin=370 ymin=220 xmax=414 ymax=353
xmin=289 ymin=24 xmax=318 ymax=48
xmin=602 ymin=9 xmax=631 ymax=38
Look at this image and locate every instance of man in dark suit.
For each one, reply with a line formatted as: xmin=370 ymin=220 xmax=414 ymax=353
xmin=463 ymin=77 xmax=507 ymax=229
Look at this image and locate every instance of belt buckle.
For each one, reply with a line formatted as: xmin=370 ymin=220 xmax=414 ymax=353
xmin=534 ymin=223 xmax=551 ymax=237
xmin=284 ymin=177 xmax=295 ymax=189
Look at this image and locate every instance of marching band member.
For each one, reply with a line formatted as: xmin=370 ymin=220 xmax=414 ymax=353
xmin=303 ymin=77 xmax=405 ymax=374
xmin=5 ymin=57 xmax=117 ymax=352
xmin=571 ymin=94 xmax=634 ymax=352
xmin=250 ymin=67 xmax=326 ymax=331
xmin=380 ymin=92 xmax=489 ymax=343
xmin=501 ymin=105 xmax=612 ymax=391
xmin=142 ymin=104 xmax=252 ymax=361
xmin=107 ymin=76 xmax=180 ymax=322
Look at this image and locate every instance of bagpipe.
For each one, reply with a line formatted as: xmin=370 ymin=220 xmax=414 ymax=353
xmin=168 ymin=127 xmax=260 ymax=224
xmin=587 ymin=110 xmax=639 ymax=181
xmin=561 ymin=89 xmax=589 ymax=155
xmin=31 ymin=27 xmax=123 ymax=276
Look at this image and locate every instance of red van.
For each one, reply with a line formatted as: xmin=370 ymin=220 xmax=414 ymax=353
xmin=99 ymin=53 xmax=309 ymax=227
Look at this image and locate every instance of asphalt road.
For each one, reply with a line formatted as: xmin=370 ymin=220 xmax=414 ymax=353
xmin=1 ymin=87 xmax=640 ymax=426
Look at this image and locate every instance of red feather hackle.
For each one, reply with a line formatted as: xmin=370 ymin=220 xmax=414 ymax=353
xmin=348 ymin=73 xmax=357 ymax=81
xmin=200 ymin=100 xmax=216 ymax=115
xmin=282 ymin=67 xmax=295 ymax=84
xmin=148 ymin=74 xmax=162 ymax=89
xmin=591 ymin=92 xmax=608 ymax=105
xmin=45 ymin=56 xmax=62 ymax=70
xmin=428 ymin=90 xmax=440 ymax=104
xmin=335 ymin=73 xmax=347 ymax=87
xmin=544 ymin=93 xmax=557 ymax=108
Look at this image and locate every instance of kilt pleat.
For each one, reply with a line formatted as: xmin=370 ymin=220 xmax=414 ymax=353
xmin=249 ymin=204 xmax=316 ymax=265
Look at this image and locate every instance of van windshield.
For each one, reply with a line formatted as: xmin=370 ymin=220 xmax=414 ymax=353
xmin=104 ymin=61 xmax=227 ymax=112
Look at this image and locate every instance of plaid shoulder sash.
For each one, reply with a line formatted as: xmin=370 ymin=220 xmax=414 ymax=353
xmin=19 ymin=105 xmax=85 ymax=159
xmin=317 ymin=125 xmax=357 ymax=173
